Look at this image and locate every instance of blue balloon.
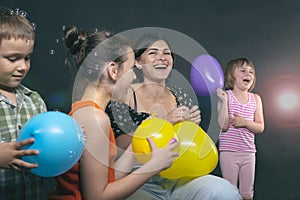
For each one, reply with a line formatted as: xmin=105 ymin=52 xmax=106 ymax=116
xmin=17 ymin=111 xmax=85 ymax=177
xmin=190 ymin=54 xmax=224 ymax=96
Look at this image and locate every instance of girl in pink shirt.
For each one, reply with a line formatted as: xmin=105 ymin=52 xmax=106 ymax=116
xmin=217 ymin=58 xmax=264 ymax=200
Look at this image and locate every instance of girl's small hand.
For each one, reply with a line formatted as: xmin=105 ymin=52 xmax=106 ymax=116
xmin=232 ymin=113 xmax=246 ymax=128
xmin=216 ymin=88 xmax=228 ymax=103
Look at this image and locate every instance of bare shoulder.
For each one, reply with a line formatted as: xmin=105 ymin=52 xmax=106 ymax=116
xmin=128 ymin=83 xmax=143 ymax=107
xmin=72 ymin=106 xmax=111 ymax=132
xmin=253 ymin=93 xmax=262 ymax=104
xmin=253 ymin=93 xmax=262 ymax=100
xmin=131 ymin=83 xmax=143 ymax=91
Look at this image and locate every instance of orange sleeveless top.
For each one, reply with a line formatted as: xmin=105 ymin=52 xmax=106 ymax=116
xmin=48 ymin=101 xmax=117 ymax=200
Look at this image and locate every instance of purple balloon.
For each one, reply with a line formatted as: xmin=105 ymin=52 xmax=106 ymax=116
xmin=190 ymin=54 xmax=224 ymax=96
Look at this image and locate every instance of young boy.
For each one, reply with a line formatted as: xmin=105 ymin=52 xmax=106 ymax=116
xmin=0 ymin=6 xmax=47 ymax=199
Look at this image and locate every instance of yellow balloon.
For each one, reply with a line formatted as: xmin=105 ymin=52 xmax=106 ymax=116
xmin=160 ymin=121 xmax=218 ymax=179
xmin=132 ymin=117 xmax=177 ymax=163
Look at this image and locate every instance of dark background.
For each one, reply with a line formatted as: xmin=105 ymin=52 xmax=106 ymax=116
xmin=1 ymin=0 xmax=300 ymax=199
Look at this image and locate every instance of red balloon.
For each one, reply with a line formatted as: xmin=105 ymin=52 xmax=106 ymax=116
xmin=190 ymin=54 xmax=224 ymax=96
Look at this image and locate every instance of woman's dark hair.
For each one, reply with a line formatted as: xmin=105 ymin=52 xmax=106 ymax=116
xmin=134 ymin=33 xmax=173 ymax=60
xmin=64 ymin=25 xmax=131 ymax=70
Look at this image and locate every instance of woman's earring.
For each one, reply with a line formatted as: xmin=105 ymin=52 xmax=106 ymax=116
xmin=135 ymin=62 xmax=142 ymax=69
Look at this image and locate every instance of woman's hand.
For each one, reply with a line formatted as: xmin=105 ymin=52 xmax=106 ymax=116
xmin=147 ymin=137 xmax=179 ymax=172
xmin=188 ymin=105 xmax=201 ymax=124
xmin=164 ymin=106 xmax=190 ymax=124
xmin=164 ymin=105 xmax=201 ymax=125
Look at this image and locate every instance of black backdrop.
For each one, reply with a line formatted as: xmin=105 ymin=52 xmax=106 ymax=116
xmin=2 ymin=0 xmax=300 ymax=199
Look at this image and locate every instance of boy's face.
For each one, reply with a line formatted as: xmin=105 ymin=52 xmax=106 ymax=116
xmin=0 ymin=38 xmax=34 ymax=90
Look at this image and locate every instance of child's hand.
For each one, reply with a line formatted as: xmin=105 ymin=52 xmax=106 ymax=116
xmin=232 ymin=113 xmax=247 ymax=128
xmin=216 ymin=88 xmax=228 ymax=103
xmin=147 ymin=137 xmax=179 ymax=172
xmin=0 ymin=138 xmax=39 ymax=170
xmin=188 ymin=105 xmax=201 ymax=124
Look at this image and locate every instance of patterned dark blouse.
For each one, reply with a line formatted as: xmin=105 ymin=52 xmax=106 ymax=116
xmin=105 ymin=85 xmax=196 ymax=138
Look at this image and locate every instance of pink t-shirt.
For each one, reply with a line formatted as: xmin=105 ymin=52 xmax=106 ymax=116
xmin=219 ymin=90 xmax=257 ymax=153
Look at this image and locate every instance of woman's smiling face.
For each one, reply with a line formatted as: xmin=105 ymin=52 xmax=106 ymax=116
xmin=136 ymin=40 xmax=173 ymax=84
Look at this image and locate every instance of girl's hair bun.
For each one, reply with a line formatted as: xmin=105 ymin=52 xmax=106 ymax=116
xmin=64 ymin=25 xmax=87 ymax=55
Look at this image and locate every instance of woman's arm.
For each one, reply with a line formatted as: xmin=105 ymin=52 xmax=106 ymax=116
xmin=113 ymin=142 xmax=136 ymax=180
xmin=116 ymin=134 xmax=132 ymax=150
xmin=102 ymin=138 xmax=178 ymax=199
xmin=77 ymin=108 xmax=178 ymax=200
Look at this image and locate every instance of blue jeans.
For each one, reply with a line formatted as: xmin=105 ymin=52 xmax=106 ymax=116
xmin=127 ymin=174 xmax=241 ymax=200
